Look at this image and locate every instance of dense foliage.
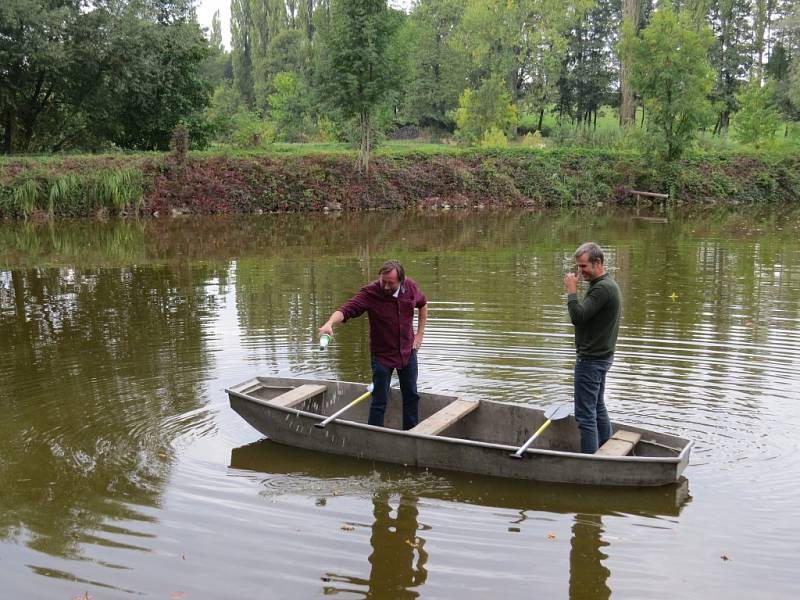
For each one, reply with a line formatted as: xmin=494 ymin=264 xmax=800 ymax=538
xmin=2 ymin=0 xmax=799 ymax=159
xmin=0 ymin=0 xmax=210 ymax=153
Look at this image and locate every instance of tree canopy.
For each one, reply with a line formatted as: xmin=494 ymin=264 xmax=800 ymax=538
xmin=2 ymin=0 xmax=799 ymax=157
xmin=0 ymin=0 xmax=210 ymax=153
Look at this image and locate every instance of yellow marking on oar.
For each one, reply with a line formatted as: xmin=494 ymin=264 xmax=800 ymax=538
xmin=315 ymin=384 xmax=373 ymax=428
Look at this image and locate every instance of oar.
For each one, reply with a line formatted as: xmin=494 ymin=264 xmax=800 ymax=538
xmin=509 ymin=403 xmax=572 ymax=459
xmin=314 ymin=384 xmax=374 ymax=429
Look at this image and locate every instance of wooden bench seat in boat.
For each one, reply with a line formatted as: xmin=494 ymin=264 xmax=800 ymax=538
xmin=409 ymin=399 xmax=479 ymax=436
xmin=596 ymin=430 xmax=641 ymax=456
xmin=270 ymin=384 xmax=327 ymax=408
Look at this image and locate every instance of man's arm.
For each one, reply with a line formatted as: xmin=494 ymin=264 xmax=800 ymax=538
xmin=413 ymin=304 xmax=428 ymax=350
xmin=319 ymin=310 xmax=345 ymax=337
xmin=319 ymin=289 xmax=370 ymax=337
xmin=566 ymin=285 xmax=609 ymax=325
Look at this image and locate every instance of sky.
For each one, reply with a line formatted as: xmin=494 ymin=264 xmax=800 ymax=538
xmin=195 ymin=0 xmax=232 ymax=49
xmin=194 ymin=0 xmax=413 ymax=51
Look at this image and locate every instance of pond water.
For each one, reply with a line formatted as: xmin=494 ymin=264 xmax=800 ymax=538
xmin=1 ymin=207 xmax=799 ymax=599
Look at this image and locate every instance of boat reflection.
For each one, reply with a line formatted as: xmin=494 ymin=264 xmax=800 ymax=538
xmin=230 ymin=440 xmax=689 ymax=599
xmin=229 ymin=439 xmax=691 ymax=517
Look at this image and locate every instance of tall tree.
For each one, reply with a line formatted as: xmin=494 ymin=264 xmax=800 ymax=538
xmin=620 ymin=5 xmax=715 ymax=159
xmin=557 ymin=0 xmax=619 ymax=127
xmin=231 ymin=0 xmax=255 ymax=106
xmin=753 ymin=0 xmax=773 ymax=76
xmin=619 ymin=0 xmax=646 ymax=126
xmin=401 ymin=0 xmax=466 ymax=130
xmin=456 ymin=0 xmax=593 ymax=133
xmin=317 ymin=0 xmax=398 ymax=173
xmin=200 ymin=10 xmax=233 ymax=88
xmin=0 ymin=0 xmax=210 ymax=153
xmin=732 ymin=77 xmax=781 ymax=144
xmin=708 ymin=0 xmax=754 ymax=134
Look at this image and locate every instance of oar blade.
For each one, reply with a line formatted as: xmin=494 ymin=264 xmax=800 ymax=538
xmin=544 ymin=403 xmax=572 ymax=420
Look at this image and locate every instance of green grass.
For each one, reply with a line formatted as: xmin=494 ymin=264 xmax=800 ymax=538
xmin=91 ymin=168 xmax=144 ymax=213
xmin=11 ymin=179 xmax=40 ymax=219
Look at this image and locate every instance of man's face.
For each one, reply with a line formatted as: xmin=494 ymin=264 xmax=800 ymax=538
xmin=575 ymin=253 xmax=602 ymax=281
xmin=379 ymin=269 xmax=401 ymax=295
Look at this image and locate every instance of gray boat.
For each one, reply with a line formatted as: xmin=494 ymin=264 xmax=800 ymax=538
xmin=226 ymin=376 xmax=692 ymax=487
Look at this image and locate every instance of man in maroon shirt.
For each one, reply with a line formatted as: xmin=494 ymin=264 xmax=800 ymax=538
xmin=319 ymin=260 xmax=428 ymax=429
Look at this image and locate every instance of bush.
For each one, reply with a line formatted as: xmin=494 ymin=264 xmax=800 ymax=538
xmin=480 ymin=127 xmax=509 ymax=148
xmin=520 ymin=131 xmax=544 ymax=148
xmin=454 ymin=77 xmax=517 ymax=146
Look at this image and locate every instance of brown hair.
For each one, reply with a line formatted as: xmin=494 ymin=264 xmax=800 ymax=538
xmin=379 ymin=259 xmax=405 ymax=282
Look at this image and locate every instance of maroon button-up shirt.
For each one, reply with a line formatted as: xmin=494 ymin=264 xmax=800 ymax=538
xmin=339 ymin=278 xmax=427 ymax=369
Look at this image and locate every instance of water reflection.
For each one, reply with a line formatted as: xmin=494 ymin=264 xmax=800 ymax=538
xmin=2 ymin=206 xmax=799 ymax=599
xmin=0 ymin=264 xmax=223 ymax=561
xmin=2 ymin=205 xmax=798 ymax=268
xmin=569 ymin=514 xmax=610 ymax=600
xmin=231 ymin=440 xmax=689 ymax=599
xmin=321 ymin=493 xmax=428 ymax=599
xmin=230 ymin=440 xmax=691 ymax=517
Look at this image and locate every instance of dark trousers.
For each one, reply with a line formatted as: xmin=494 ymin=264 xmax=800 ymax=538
xmin=574 ymin=356 xmax=614 ymax=454
xmin=369 ymin=352 xmax=419 ymax=429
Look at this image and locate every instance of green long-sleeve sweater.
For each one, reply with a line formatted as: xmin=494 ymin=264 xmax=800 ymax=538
xmin=567 ymin=273 xmax=621 ymax=358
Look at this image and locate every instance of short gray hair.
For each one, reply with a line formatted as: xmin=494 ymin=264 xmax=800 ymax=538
xmin=574 ymin=242 xmax=604 ymax=264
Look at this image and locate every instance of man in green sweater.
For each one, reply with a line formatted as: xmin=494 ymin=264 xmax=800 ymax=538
xmin=564 ymin=242 xmax=622 ymax=454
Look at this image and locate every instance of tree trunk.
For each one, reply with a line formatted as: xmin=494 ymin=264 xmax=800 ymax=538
xmin=3 ymin=108 xmax=12 ymax=155
xmin=619 ymin=0 xmax=642 ymax=127
xmin=357 ymin=110 xmax=371 ymax=176
xmin=720 ymin=110 xmax=730 ymax=132
xmin=537 ymin=108 xmax=544 ymax=133
xmin=753 ymin=0 xmax=769 ymax=78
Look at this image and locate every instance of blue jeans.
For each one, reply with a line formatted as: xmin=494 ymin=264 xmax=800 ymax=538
xmin=574 ymin=356 xmax=613 ymax=454
xmin=369 ymin=352 xmax=419 ymax=429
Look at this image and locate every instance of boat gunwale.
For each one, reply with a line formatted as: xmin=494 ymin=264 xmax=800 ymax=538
xmin=225 ymin=384 xmax=692 ymax=465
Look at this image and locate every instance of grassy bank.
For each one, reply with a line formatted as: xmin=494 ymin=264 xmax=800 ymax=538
xmin=1 ymin=146 xmax=798 ymax=220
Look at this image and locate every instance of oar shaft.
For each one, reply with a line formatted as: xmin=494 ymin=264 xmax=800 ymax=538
xmin=316 ymin=388 xmax=372 ymax=428
xmin=510 ymin=419 xmax=553 ymax=458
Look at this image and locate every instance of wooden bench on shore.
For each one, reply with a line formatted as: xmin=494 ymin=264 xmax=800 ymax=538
xmin=596 ymin=430 xmax=642 ymax=456
xmin=626 ymin=189 xmax=669 ymax=203
xmin=409 ymin=399 xmax=480 ymax=436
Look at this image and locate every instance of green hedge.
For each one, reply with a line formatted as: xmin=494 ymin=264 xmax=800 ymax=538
xmin=1 ymin=148 xmax=798 ymax=219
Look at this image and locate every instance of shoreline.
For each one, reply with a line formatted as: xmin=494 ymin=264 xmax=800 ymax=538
xmin=1 ymin=149 xmax=798 ymax=220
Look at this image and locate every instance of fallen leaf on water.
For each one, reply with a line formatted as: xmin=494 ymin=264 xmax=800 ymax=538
xmin=170 ymin=592 xmax=186 ymax=599
xmin=547 ymin=533 xmax=557 ymax=540
xmin=72 ymin=593 xmax=91 ymax=600
xmin=181 ymin=554 xmax=186 ymax=560
xmin=721 ymin=555 xmax=731 ymax=561
xmin=340 ymin=524 xmax=354 ymax=531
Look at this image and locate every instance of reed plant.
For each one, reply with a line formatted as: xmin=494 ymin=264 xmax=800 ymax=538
xmin=47 ymin=174 xmax=81 ymax=216
xmin=12 ymin=179 xmax=41 ymax=219
xmin=91 ymin=169 xmax=144 ymax=214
